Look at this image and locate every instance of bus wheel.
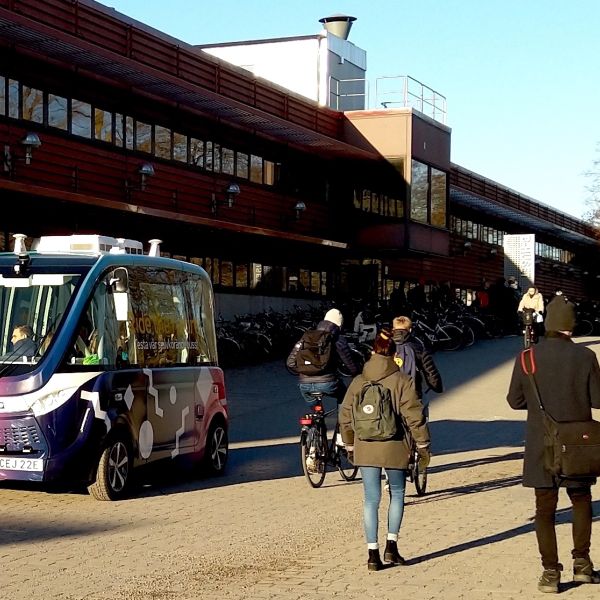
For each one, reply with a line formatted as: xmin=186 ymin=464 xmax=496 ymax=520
xmin=203 ymin=420 xmax=228 ymax=476
xmin=88 ymin=435 xmax=132 ymax=501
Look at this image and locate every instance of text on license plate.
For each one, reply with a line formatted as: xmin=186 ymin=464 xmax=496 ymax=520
xmin=0 ymin=457 xmax=43 ymax=472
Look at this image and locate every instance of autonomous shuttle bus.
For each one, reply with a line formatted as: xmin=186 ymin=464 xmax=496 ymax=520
xmin=0 ymin=234 xmax=228 ymax=500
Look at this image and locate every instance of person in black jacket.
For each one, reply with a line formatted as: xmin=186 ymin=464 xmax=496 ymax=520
xmin=507 ymin=299 xmax=600 ymax=592
xmin=287 ymin=308 xmax=360 ymax=405
xmin=9 ymin=325 xmax=36 ymax=359
xmin=392 ymin=315 xmax=443 ymax=417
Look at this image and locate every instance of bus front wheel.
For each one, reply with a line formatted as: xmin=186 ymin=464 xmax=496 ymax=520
xmin=88 ymin=434 xmax=132 ymax=501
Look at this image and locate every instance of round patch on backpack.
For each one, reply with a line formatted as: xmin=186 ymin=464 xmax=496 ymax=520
xmin=362 ymin=404 xmax=374 ymax=414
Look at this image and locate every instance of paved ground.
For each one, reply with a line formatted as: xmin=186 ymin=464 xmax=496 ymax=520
xmin=2 ymin=336 xmax=600 ymax=599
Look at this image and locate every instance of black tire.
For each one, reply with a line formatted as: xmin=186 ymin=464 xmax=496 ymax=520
xmin=300 ymin=428 xmax=326 ymax=488
xmin=413 ymin=460 xmax=428 ymax=496
xmin=335 ymin=445 xmax=358 ymax=481
xmin=523 ymin=327 xmax=532 ymax=349
xmin=203 ymin=420 xmax=228 ymax=476
xmin=461 ymin=325 xmax=476 ymax=348
xmin=88 ymin=433 xmax=132 ymax=501
xmin=436 ymin=325 xmax=463 ymax=351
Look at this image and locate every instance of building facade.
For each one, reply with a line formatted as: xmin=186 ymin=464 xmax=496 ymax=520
xmin=0 ymin=0 xmax=598 ymax=318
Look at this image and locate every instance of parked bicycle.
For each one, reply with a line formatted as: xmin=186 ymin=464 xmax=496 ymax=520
xmin=299 ymin=391 xmax=359 ymax=487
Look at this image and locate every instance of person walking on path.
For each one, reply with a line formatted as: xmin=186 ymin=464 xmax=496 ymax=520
xmin=391 ymin=315 xmax=443 ymax=418
xmin=507 ymin=299 xmax=600 ymax=593
xmin=339 ymin=329 xmax=430 ymax=571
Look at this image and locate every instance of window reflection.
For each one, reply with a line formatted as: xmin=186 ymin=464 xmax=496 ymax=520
xmin=94 ymin=108 xmax=113 ymax=143
xmin=221 ymin=147 xmax=234 ymax=175
xmin=22 ymin=86 xmax=43 ymax=124
xmin=72 ymin=99 xmax=92 ymax=138
xmin=0 ymin=76 xmax=5 ymax=116
xmin=236 ymin=152 xmax=249 ymax=179
xmin=173 ymin=132 xmax=187 ymax=162
xmin=250 ymin=154 xmax=262 ymax=183
xmin=8 ymin=79 xmax=18 ymax=119
xmin=190 ymin=138 xmax=204 ymax=167
xmin=114 ymin=113 xmax=125 ymax=147
xmin=430 ymin=167 xmax=447 ymax=227
xmin=155 ymin=125 xmax=171 ymax=159
xmin=410 ymin=160 xmax=428 ymax=223
xmin=48 ymin=94 xmax=68 ymax=130
xmin=135 ymin=121 xmax=152 ymax=153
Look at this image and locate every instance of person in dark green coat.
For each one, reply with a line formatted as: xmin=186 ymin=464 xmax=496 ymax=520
xmin=507 ymin=298 xmax=600 ymax=592
xmin=340 ymin=329 xmax=430 ymax=571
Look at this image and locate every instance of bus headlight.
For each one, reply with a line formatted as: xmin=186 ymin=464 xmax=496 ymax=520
xmin=31 ymin=387 xmax=78 ymax=416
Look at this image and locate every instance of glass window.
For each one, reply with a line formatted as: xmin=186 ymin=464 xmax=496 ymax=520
xmin=353 ymin=189 xmax=362 ymax=210
xmin=310 ymin=271 xmax=320 ymax=294
xmin=410 ymin=160 xmax=428 ymax=223
xmin=173 ymin=132 xmax=187 ymax=162
xmin=72 ymin=100 xmax=92 ymax=138
xmin=114 ymin=113 xmax=125 ymax=147
xmin=362 ymin=189 xmax=371 ymax=212
xmin=204 ymin=258 xmax=212 ymax=281
xmin=235 ymin=263 xmax=249 ymax=288
xmin=22 ymin=86 xmax=43 ymax=124
xmin=299 ymin=269 xmax=310 ymax=293
xmin=135 ymin=121 xmax=152 ymax=153
xmin=220 ymin=261 xmax=233 ymax=287
xmin=250 ymin=154 xmax=262 ymax=183
xmin=320 ymin=271 xmax=327 ymax=296
xmin=211 ymin=258 xmax=220 ymax=286
xmin=48 ymin=94 xmax=68 ymax=130
xmin=430 ymin=167 xmax=447 ymax=227
xmin=0 ymin=76 xmax=5 ymax=116
xmin=94 ymin=108 xmax=113 ymax=143
xmin=264 ymin=160 xmax=275 ymax=185
xmin=155 ymin=125 xmax=172 ymax=159
xmin=235 ymin=152 xmax=249 ymax=179
xmin=371 ymin=192 xmax=380 ymax=214
xmin=213 ymin=143 xmax=222 ymax=173
xmin=221 ymin=147 xmax=235 ymax=175
xmin=125 ymin=116 xmax=134 ymax=150
xmin=250 ymin=263 xmax=262 ymax=288
xmin=205 ymin=141 xmax=214 ymax=171
xmin=394 ymin=197 xmax=404 ymax=218
xmin=184 ymin=274 xmax=217 ymax=365
xmin=190 ymin=138 xmax=204 ymax=167
xmin=8 ymin=79 xmax=18 ymax=119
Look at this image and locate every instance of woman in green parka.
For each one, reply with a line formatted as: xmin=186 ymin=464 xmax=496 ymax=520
xmin=339 ymin=329 xmax=431 ymax=571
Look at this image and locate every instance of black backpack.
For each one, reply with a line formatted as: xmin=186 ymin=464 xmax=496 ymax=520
xmin=295 ymin=329 xmax=334 ymax=376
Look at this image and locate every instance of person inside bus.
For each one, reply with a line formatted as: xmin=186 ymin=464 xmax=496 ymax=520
xmin=10 ymin=325 xmax=36 ymax=359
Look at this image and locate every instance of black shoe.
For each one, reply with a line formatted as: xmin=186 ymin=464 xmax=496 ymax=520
xmin=573 ymin=558 xmax=600 ymax=584
xmin=367 ymin=549 xmax=383 ymax=571
xmin=383 ymin=540 xmax=406 ymax=565
xmin=538 ymin=565 xmax=562 ymax=593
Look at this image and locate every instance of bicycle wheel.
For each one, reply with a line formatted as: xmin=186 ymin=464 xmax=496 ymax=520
xmin=335 ymin=443 xmax=358 ymax=481
xmin=300 ymin=428 xmax=326 ymax=488
xmin=523 ymin=327 xmax=531 ymax=349
xmin=461 ymin=324 xmax=475 ymax=348
xmin=436 ymin=325 xmax=463 ymax=351
xmin=413 ymin=459 xmax=428 ymax=496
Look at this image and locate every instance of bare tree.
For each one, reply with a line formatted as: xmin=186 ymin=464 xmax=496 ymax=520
xmin=583 ymin=143 xmax=600 ymax=226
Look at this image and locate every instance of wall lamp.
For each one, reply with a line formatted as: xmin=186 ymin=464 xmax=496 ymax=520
xmin=125 ymin=162 xmax=155 ymax=196
xmin=489 ymin=247 xmax=498 ymax=256
xmin=293 ymin=200 xmax=306 ymax=220
xmin=211 ymin=183 xmax=241 ymax=214
xmin=3 ymin=132 xmax=42 ymax=173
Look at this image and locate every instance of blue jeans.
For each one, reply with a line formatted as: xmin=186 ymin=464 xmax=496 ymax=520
xmin=360 ymin=466 xmax=406 ymax=544
xmin=298 ymin=380 xmax=346 ymax=404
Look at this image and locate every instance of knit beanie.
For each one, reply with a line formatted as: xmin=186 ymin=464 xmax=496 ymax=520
xmin=544 ymin=298 xmax=576 ymax=332
xmin=324 ymin=308 xmax=343 ymax=327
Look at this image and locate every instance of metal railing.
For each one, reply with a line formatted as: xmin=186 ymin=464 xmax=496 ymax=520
xmin=374 ymin=75 xmax=447 ymax=124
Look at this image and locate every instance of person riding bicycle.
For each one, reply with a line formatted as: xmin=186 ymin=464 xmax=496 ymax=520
xmin=287 ymin=308 xmax=360 ymax=407
xmin=392 ymin=315 xmax=443 ymax=419
xmin=518 ymin=286 xmax=545 ymax=341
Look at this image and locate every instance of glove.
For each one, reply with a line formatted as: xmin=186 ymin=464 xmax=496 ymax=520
xmin=416 ymin=445 xmax=431 ymax=469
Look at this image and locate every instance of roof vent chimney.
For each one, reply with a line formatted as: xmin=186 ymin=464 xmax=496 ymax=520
xmin=319 ymin=14 xmax=356 ymax=40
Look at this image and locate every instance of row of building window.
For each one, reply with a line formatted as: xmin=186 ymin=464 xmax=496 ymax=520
xmin=0 ymin=76 xmax=278 ymax=186
xmin=353 ymin=188 xmax=404 ymax=218
xmin=451 ymin=216 xmax=574 ymax=264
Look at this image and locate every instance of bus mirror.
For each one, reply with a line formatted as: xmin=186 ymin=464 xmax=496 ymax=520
xmin=109 ymin=268 xmax=129 ymax=293
xmin=114 ymin=292 xmax=129 ymax=322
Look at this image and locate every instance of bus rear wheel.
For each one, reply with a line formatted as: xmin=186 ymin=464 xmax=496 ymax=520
xmin=88 ymin=435 xmax=132 ymax=501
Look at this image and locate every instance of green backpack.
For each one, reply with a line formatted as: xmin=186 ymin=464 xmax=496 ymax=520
xmin=352 ymin=379 xmax=398 ymax=441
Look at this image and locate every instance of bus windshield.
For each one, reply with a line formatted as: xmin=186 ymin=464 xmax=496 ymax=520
xmin=0 ymin=273 xmax=82 ymax=370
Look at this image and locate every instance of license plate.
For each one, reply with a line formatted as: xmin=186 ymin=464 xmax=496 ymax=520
xmin=0 ymin=457 xmax=43 ymax=472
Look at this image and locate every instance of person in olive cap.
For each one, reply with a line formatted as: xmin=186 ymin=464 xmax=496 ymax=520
xmin=507 ymin=298 xmax=600 ymax=592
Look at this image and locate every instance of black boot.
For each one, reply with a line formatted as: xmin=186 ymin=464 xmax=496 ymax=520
xmin=383 ymin=540 xmax=406 ymax=565
xmin=367 ymin=549 xmax=383 ymax=571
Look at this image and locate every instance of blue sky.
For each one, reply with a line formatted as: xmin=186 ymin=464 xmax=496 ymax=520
xmin=103 ymin=0 xmax=600 ymax=220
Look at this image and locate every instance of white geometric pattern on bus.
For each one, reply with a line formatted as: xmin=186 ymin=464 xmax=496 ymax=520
xmin=80 ymin=390 xmax=111 ymax=432
xmin=143 ymin=368 xmax=163 ymax=417
xmin=171 ymin=406 xmax=190 ymax=458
